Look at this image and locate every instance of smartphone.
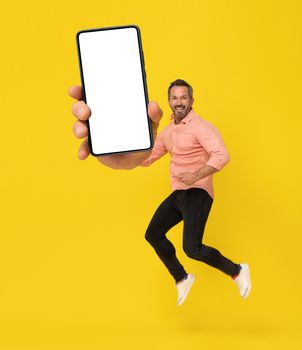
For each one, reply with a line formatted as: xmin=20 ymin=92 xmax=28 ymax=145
xmin=76 ymin=25 xmax=153 ymax=157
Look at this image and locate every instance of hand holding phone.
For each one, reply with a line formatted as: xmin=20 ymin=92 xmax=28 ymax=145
xmin=69 ymin=85 xmax=162 ymax=169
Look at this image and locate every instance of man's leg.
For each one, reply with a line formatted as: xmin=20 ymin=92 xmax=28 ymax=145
xmin=145 ymin=191 xmax=188 ymax=283
xmin=181 ymin=188 xmax=241 ymax=277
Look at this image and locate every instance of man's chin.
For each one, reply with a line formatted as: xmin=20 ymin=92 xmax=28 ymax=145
xmin=175 ymin=111 xmax=185 ymax=117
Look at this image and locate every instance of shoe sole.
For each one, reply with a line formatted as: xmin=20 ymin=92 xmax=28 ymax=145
xmin=241 ymin=264 xmax=251 ymax=299
xmin=177 ymin=274 xmax=195 ymax=306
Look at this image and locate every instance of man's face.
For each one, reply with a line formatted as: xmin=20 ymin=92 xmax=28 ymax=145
xmin=168 ymin=86 xmax=194 ymax=120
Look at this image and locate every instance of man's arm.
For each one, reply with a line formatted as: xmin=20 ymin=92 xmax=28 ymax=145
xmin=199 ymin=121 xmax=231 ymax=172
xmin=178 ymin=121 xmax=230 ymax=185
xmin=178 ymin=164 xmax=218 ymax=185
xmin=140 ymin=131 xmax=168 ymax=167
xmin=195 ymin=164 xmax=218 ymax=179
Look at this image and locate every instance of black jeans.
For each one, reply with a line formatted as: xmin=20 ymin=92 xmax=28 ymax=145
xmin=145 ymin=188 xmax=240 ymax=283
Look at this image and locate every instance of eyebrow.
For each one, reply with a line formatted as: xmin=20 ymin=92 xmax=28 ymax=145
xmin=171 ymin=94 xmax=188 ymax=98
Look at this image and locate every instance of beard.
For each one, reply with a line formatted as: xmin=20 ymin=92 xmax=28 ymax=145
xmin=173 ymin=105 xmax=191 ymax=118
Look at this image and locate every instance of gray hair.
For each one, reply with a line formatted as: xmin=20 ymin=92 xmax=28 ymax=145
xmin=168 ymin=79 xmax=193 ymax=99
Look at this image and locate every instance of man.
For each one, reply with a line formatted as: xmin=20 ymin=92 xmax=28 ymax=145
xmin=68 ymin=79 xmax=251 ymax=306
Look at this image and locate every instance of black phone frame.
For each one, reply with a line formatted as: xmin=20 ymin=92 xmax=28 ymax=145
xmin=76 ymin=24 xmax=154 ymax=157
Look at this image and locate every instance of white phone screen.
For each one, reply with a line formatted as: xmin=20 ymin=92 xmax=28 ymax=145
xmin=76 ymin=26 xmax=152 ymax=156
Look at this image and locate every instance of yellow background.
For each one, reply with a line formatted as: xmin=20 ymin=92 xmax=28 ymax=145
xmin=1 ymin=0 xmax=301 ymax=348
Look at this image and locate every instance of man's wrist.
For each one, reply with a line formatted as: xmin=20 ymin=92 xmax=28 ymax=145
xmin=194 ymin=164 xmax=218 ymax=181
xmin=194 ymin=171 xmax=201 ymax=182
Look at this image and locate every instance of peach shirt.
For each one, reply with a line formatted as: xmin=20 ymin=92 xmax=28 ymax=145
xmin=140 ymin=108 xmax=230 ymax=198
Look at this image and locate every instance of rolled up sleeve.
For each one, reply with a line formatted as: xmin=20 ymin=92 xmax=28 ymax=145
xmin=140 ymin=132 xmax=168 ymax=167
xmin=196 ymin=121 xmax=230 ymax=171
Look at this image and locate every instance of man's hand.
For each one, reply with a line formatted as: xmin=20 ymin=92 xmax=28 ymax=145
xmin=178 ymin=165 xmax=219 ymax=185
xmin=68 ymin=85 xmax=163 ymax=169
xmin=177 ymin=172 xmax=199 ymax=186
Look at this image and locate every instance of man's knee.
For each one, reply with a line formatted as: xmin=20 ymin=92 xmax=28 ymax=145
xmin=183 ymin=244 xmax=198 ymax=259
xmin=145 ymin=226 xmax=156 ymax=244
xmin=183 ymin=244 xmax=212 ymax=260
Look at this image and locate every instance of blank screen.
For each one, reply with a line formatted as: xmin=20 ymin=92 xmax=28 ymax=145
xmin=77 ymin=26 xmax=152 ymax=155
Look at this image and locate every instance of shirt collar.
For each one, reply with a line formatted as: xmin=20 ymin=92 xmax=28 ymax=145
xmin=170 ymin=107 xmax=196 ymax=125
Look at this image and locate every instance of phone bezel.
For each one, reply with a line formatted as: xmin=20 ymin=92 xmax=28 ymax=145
xmin=76 ymin=24 xmax=154 ymax=157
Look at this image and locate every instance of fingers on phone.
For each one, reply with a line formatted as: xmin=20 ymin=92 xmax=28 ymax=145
xmin=148 ymin=101 xmax=163 ymax=123
xmin=78 ymin=139 xmax=90 ymax=160
xmin=72 ymin=100 xmax=91 ymax=121
xmin=73 ymin=120 xmax=88 ymax=138
xmin=68 ymin=86 xmax=82 ymax=100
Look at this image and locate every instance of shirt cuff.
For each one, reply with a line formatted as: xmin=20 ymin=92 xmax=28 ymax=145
xmin=205 ymin=156 xmax=230 ymax=171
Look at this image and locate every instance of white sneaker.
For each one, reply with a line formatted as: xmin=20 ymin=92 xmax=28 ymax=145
xmin=176 ymin=274 xmax=195 ymax=306
xmin=233 ymin=263 xmax=251 ymax=299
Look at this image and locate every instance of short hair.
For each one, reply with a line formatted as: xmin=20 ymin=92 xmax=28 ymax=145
xmin=168 ymin=79 xmax=193 ymax=99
